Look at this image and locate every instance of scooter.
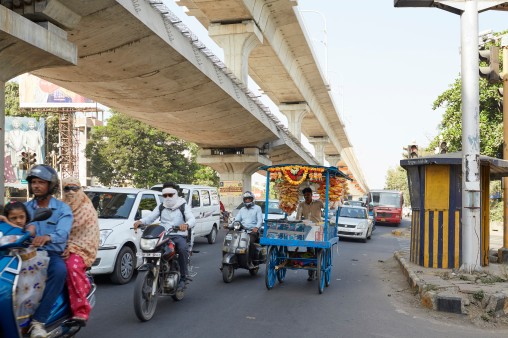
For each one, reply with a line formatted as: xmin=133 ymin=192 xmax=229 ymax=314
xmin=220 ymin=221 xmax=266 ymax=283
xmin=0 ymin=208 xmax=96 ymax=338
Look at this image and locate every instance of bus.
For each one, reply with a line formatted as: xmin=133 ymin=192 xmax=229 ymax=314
xmin=367 ymin=190 xmax=403 ymax=226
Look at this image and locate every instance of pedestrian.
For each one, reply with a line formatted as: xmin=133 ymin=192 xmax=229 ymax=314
xmin=61 ymin=177 xmax=100 ymax=326
xmin=25 ymin=165 xmax=73 ymax=338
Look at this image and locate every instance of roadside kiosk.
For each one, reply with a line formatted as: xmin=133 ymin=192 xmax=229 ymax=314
xmin=400 ymin=152 xmax=508 ymax=268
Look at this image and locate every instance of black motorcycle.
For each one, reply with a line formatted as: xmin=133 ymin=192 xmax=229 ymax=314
xmin=133 ymin=224 xmax=190 ymax=321
xmin=220 ymin=221 xmax=266 ymax=283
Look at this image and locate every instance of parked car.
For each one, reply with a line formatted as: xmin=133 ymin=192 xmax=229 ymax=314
xmin=150 ymin=184 xmax=221 ymax=244
xmin=337 ymin=205 xmax=373 ymax=243
xmin=85 ymin=187 xmax=162 ymax=284
xmin=231 ymin=199 xmax=286 ymax=221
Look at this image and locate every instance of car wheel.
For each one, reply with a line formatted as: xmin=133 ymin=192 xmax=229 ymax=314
xmin=110 ymin=246 xmax=135 ymax=284
xmin=207 ymin=226 xmax=218 ymax=244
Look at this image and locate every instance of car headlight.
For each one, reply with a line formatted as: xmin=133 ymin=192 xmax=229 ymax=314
xmin=99 ymin=229 xmax=113 ymax=247
xmin=140 ymin=238 xmax=159 ymax=251
xmin=338 ymin=223 xmax=346 ymax=228
xmin=357 ymin=223 xmax=366 ymax=229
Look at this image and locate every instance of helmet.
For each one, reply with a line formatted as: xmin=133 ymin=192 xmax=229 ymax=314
xmin=26 ymin=164 xmax=59 ymax=195
xmin=242 ymin=191 xmax=255 ymax=208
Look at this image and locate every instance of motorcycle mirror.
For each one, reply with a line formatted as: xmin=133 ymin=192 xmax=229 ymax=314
xmin=32 ymin=208 xmax=53 ymax=222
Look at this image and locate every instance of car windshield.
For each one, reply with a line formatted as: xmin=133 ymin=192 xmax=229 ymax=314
xmin=86 ymin=191 xmax=137 ymax=219
xmin=348 ymin=201 xmax=363 ymax=207
xmin=235 ymin=201 xmax=284 ymax=215
xmin=339 ymin=207 xmax=367 ymax=219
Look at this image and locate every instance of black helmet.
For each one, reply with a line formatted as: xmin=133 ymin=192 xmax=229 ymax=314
xmin=26 ymin=164 xmax=59 ymax=195
xmin=242 ymin=191 xmax=255 ymax=208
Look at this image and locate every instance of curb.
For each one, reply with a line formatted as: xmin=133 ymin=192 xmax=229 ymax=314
xmin=394 ymin=251 xmax=508 ymax=316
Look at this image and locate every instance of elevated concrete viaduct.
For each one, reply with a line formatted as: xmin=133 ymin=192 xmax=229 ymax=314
xmin=0 ymin=0 xmax=326 ymax=207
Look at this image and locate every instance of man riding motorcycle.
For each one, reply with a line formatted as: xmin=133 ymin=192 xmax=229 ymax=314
xmin=233 ymin=191 xmax=262 ymax=267
xmin=134 ymin=182 xmax=195 ymax=290
xmin=25 ymin=164 xmax=73 ymax=338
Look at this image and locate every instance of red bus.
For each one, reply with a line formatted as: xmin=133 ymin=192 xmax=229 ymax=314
xmin=368 ymin=190 xmax=403 ymax=226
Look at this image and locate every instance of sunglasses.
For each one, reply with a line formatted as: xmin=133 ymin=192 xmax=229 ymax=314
xmin=162 ymin=193 xmax=175 ymax=198
xmin=64 ymin=186 xmax=80 ymax=192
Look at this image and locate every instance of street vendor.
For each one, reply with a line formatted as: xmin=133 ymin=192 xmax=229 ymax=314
xmin=296 ymin=187 xmax=324 ymax=224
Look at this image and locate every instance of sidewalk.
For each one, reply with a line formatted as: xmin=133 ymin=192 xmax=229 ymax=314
xmin=393 ymin=224 xmax=508 ymax=321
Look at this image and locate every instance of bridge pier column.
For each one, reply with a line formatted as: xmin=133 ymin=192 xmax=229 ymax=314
xmin=308 ymin=137 xmax=330 ymax=165
xmin=197 ymin=148 xmax=271 ymax=210
xmin=209 ymin=20 xmax=263 ymax=84
xmin=279 ymin=103 xmax=309 ymax=142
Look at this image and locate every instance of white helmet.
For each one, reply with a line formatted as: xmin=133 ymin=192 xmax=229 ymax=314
xmin=242 ymin=191 xmax=255 ymax=208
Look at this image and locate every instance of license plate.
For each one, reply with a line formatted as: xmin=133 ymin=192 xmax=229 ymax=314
xmin=380 ymin=218 xmax=386 ymax=222
xmin=137 ymin=252 xmax=161 ymax=257
xmin=225 ymin=234 xmax=233 ymax=240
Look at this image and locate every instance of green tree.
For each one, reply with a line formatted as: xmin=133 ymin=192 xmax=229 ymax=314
xmin=384 ymin=166 xmax=410 ymax=206
xmin=85 ymin=112 xmax=217 ymax=188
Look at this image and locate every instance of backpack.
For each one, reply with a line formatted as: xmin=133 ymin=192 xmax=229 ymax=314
xmin=159 ymin=203 xmax=186 ymax=222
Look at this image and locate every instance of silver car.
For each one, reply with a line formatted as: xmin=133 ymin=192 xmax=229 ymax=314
xmin=337 ymin=206 xmax=373 ymax=243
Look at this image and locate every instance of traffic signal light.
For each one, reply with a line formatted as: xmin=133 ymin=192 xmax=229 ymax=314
xmin=28 ymin=153 xmax=36 ymax=166
xmin=439 ymin=141 xmax=448 ymax=154
xmin=20 ymin=151 xmax=29 ymax=169
xmin=408 ymin=144 xmax=418 ymax=158
xmin=479 ymin=45 xmax=501 ymax=84
xmin=402 ymin=146 xmax=409 ymax=159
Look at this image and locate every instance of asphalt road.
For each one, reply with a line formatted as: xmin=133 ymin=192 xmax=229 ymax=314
xmin=80 ymin=219 xmax=507 ymax=338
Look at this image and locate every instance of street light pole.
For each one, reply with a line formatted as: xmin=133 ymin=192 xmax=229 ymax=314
xmin=502 ymin=35 xmax=508 ymax=256
xmin=299 ymin=9 xmax=328 ymax=79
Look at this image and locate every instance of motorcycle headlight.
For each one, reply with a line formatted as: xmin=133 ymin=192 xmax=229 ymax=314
xmin=233 ymin=221 xmax=242 ymax=230
xmin=99 ymin=230 xmax=113 ymax=247
xmin=140 ymin=238 xmax=159 ymax=251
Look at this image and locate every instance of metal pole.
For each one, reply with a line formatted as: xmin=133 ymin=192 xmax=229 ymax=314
xmin=0 ymin=81 xmax=5 ymax=206
xmin=460 ymin=0 xmax=482 ymax=272
xmin=502 ymin=36 xmax=508 ymax=255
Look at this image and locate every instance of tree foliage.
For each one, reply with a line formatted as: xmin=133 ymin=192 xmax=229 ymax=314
xmin=85 ymin=112 xmax=218 ymax=188
xmin=384 ymin=166 xmax=410 ymax=207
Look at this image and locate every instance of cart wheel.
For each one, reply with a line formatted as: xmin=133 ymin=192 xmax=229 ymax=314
xmin=265 ymin=246 xmax=277 ymax=290
xmin=317 ymin=249 xmax=325 ymax=294
xmin=277 ymin=246 xmax=287 ymax=283
xmin=325 ymin=248 xmax=332 ymax=287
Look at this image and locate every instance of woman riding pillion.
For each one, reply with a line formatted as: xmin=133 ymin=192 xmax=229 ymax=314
xmin=234 ymin=191 xmax=262 ymax=266
xmin=133 ymin=182 xmax=196 ymax=290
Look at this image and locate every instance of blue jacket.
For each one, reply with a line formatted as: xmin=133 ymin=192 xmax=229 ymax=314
xmin=25 ymin=197 xmax=73 ymax=253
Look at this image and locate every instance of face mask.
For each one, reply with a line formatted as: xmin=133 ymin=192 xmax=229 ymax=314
xmin=163 ymin=196 xmax=178 ymax=209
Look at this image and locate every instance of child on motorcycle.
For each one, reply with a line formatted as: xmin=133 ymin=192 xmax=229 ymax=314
xmin=0 ymin=201 xmax=36 ymax=236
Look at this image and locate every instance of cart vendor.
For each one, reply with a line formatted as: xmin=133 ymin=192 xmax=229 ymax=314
xmin=296 ymin=187 xmax=324 ymax=224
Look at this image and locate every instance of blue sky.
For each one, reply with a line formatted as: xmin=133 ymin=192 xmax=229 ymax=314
xmin=165 ymin=1 xmax=508 ymax=189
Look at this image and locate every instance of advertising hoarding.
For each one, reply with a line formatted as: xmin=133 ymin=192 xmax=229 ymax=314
xmin=18 ymin=73 xmax=96 ymax=109
xmin=219 ymin=180 xmax=243 ymax=197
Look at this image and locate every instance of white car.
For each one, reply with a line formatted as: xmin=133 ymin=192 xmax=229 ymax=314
xmin=231 ymin=200 xmax=287 ymax=221
xmin=85 ymin=187 xmax=162 ymax=284
xmin=337 ymin=206 xmax=373 ymax=243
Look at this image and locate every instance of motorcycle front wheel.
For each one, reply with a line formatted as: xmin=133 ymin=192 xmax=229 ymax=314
xmin=134 ymin=270 xmax=159 ymax=321
xmin=222 ymin=264 xmax=234 ymax=283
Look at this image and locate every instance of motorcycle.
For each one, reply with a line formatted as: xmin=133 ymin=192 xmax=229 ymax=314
xmin=0 ymin=208 xmax=96 ymax=338
xmin=133 ymin=224 xmax=192 ymax=322
xmin=220 ymin=220 xmax=266 ymax=283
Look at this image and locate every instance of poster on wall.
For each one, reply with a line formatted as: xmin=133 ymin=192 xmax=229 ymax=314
xmin=4 ymin=116 xmax=46 ymax=184
xmin=18 ymin=73 xmax=96 ymax=109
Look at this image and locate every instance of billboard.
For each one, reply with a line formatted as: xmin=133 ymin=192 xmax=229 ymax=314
xmin=4 ymin=116 xmax=46 ymax=184
xmin=18 ymin=73 xmax=96 ymax=109
xmin=219 ymin=180 xmax=243 ymax=197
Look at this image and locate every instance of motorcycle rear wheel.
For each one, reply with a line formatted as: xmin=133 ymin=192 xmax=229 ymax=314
xmin=134 ymin=270 xmax=159 ymax=321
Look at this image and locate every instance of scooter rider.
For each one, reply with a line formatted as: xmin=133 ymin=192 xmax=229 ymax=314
xmin=234 ymin=191 xmax=262 ymax=266
xmin=134 ymin=182 xmax=195 ymax=290
xmin=25 ymin=165 xmax=73 ymax=338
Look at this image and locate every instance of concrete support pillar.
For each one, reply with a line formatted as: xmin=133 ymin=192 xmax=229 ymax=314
xmin=326 ymin=154 xmax=341 ymax=167
xmin=308 ymin=137 xmax=330 ymax=166
xmin=279 ymin=103 xmax=309 ymax=141
xmin=209 ymin=20 xmax=263 ymax=84
xmin=197 ymin=147 xmax=271 ymax=210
